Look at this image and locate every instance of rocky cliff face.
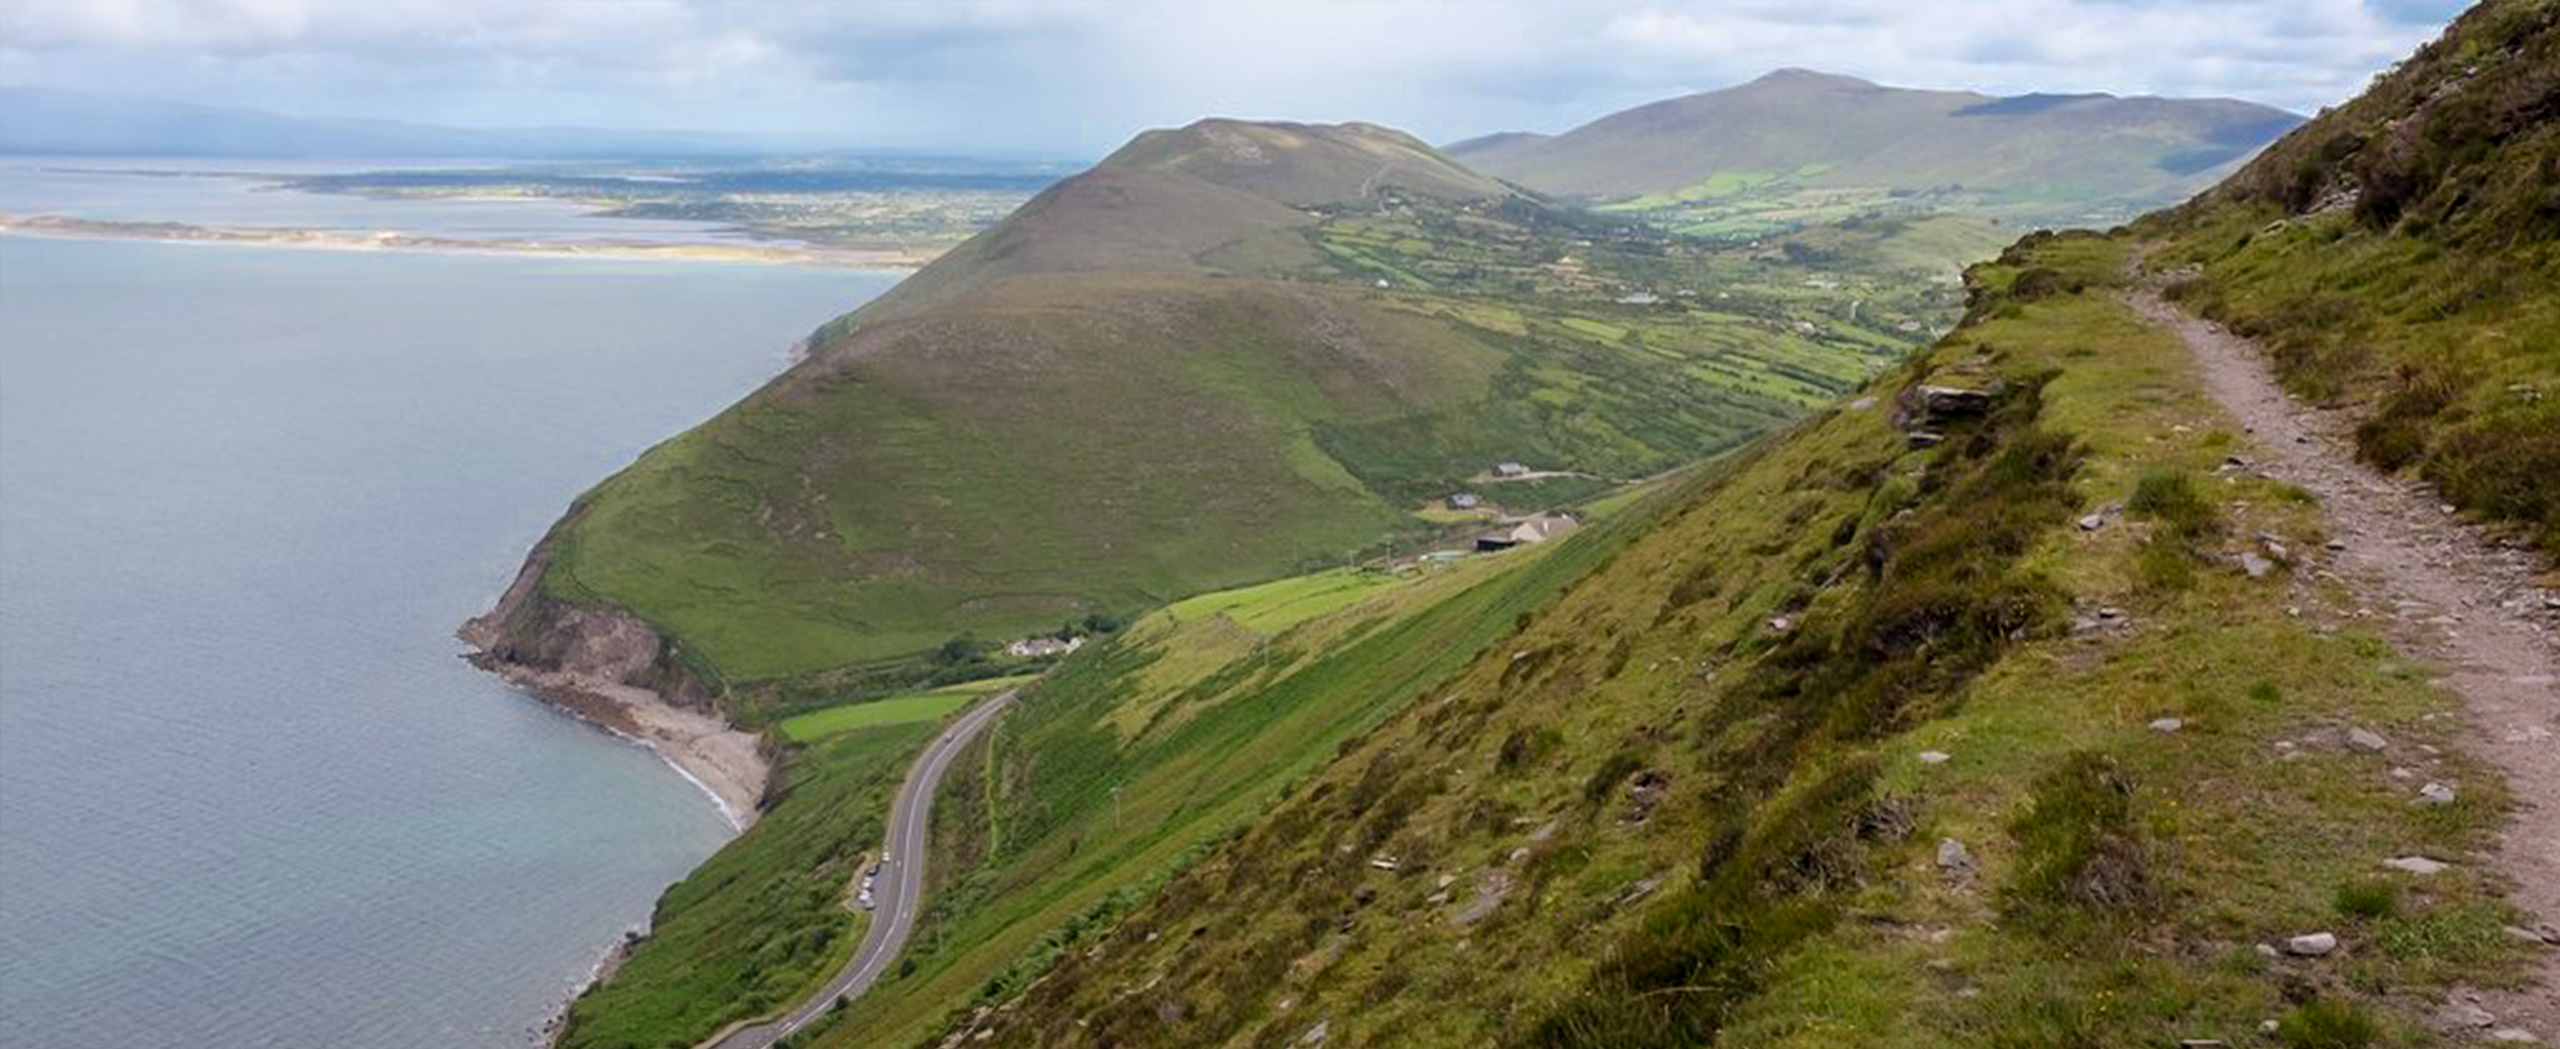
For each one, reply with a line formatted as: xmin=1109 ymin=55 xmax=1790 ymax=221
xmin=462 ymin=535 xmax=771 ymax=821
xmin=462 ymin=538 xmax=714 ymax=710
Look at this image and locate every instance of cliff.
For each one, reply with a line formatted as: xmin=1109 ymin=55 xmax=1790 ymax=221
xmin=463 ymin=533 xmax=771 ymax=826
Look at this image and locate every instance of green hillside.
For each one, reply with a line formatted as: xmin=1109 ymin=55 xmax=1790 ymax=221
xmin=531 ymin=7 xmax=2560 ymax=1048
xmin=854 ymin=12 xmax=2547 ymax=1048
xmin=902 ymin=225 xmax=2532 ymax=1049
xmin=1450 ymin=69 xmax=2301 ymax=232
xmin=483 ymin=118 xmax=1972 ymax=705
xmin=560 ymin=509 xmax=1659 ymax=1049
xmin=2142 ymin=0 xmax=2559 ymax=552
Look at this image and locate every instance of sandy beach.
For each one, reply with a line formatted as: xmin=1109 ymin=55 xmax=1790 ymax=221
xmin=477 ymin=659 xmax=769 ymax=830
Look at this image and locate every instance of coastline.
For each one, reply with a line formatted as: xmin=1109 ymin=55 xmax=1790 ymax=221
xmin=0 ymin=211 xmax=936 ymax=270
xmin=469 ymin=651 xmax=769 ymax=831
xmin=535 ymin=926 xmax=642 ymax=1048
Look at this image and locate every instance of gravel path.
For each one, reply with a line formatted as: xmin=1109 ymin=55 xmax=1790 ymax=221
xmin=2129 ymin=289 xmax=2560 ymax=1033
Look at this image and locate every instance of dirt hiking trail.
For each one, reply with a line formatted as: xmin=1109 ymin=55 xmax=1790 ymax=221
xmin=2129 ymin=289 xmax=2560 ymax=1035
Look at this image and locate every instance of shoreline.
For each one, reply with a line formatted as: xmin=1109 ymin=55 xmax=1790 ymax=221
xmin=469 ymin=651 xmax=768 ymax=831
xmin=535 ymin=926 xmax=643 ymax=1048
xmin=0 ymin=212 xmax=935 ymax=270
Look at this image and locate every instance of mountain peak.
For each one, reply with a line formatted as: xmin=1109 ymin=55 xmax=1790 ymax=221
xmin=1096 ymin=117 xmax=1511 ymax=207
xmin=1746 ymin=68 xmax=1878 ymax=89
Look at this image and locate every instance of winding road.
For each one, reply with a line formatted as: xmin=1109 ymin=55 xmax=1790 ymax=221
xmin=706 ymin=688 xmax=1019 ymax=1049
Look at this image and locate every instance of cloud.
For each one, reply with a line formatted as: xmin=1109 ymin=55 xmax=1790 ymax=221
xmin=0 ymin=0 xmax=2459 ymax=154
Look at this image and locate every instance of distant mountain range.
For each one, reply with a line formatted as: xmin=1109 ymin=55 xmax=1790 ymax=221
xmin=1449 ymin=69 xmax=2302 ymax=212
xmin=0 ymin=87 xmax=776 ymax=159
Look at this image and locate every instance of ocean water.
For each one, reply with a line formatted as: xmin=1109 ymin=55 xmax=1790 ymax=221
xmin=0 ymin=160 xmax=773 ymax=244
xmin=0 ymin=236 xmax=897 ymax=1048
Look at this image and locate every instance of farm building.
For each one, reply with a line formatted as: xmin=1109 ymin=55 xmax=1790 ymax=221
xmin=1005 ymin=635 xmax=1086 ymax=659
xmin=1475 ymin=513 xmax=1580 ymax=552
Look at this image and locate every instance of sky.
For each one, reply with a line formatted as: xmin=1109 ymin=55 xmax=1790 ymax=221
xmin=0 ymin=0 xmax=2473 ymax=157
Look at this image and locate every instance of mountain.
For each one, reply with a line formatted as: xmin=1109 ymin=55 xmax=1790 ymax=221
xmin=471 ymin=117 xmax=1956 ymax=719
xmin=846 ymin=119 xmax=1510 ymax=320
xmin=0 ymin=86 xmax=763 ymax=158
xmin=737 ymin=8 xmax=2540 ymax=1049
xmin=526 ymin=7 xmax=2554 ymax=1045
xmin=1449 ymin=69 xmax=2302 ymax=215
xmin=511 ymin=115 xmax=1994 ymax=1048
xmin=1441 ymin=130 xmax=1552 ymax=161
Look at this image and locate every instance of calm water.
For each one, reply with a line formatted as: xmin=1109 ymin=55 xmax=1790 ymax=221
xmin=0 ymin=160 xmax=772 ymax=244
xmin=0 ymin=235 xmax=897 ymax=1047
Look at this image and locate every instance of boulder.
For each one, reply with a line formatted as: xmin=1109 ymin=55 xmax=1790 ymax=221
xmin=1936 ymin=838 xmax=1973 ymax=873
xmin=2438 ymin=999 xmax=2497 ymax=1029
xmin=1913 ymin=384 xmax=1996 ymax=420
xmin=2285 ymin=932 xmax=2338 ymax=956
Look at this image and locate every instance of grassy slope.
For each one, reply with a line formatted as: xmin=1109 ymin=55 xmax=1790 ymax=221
xmin=2140 ymin=0 xmax=2559 ymax=553
xmin=789 ymin=502 xmax=1690 ymax=1049
xmin=917 ymin=234 xmax=2531 ymax=1048
xmin=558 ymin=721 xmax=935 ymax=1049
xmin=548 ymin=129 xmax=2009 ymax=1049
xmin=531 ymin=129 xmax=1971 ymax=696
xmin=544 ymin=273 xmax=1473 ymax=683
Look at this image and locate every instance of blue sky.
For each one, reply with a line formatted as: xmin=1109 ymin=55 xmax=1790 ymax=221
xmin=0 ymin=0 xmax=2472 ymax=156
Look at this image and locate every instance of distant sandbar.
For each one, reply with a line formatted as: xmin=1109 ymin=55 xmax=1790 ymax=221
xmin=0 ymin=212 xmax=935 ymax=270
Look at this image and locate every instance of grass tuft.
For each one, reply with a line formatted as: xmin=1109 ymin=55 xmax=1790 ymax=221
xmin=2276 ymin=999 xmax=2380 ymax=1049
xmin=2334 ymin=878 xmax=2401 ymax=920
xmin=2006 ymin=752 xmax=2151 ymax=912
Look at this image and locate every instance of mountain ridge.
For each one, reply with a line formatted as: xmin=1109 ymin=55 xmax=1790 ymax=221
xmin=1446 ymin=68 xmax=2302 ymax=213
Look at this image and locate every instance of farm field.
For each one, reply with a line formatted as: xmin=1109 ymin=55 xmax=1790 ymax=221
xmin=779 ymin=676 xmax=1039 ymax=743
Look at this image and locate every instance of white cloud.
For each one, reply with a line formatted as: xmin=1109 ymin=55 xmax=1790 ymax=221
xmin=0 ymin=0 xmax=2463 ymax=153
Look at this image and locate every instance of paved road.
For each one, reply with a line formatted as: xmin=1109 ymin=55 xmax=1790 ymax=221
xmin=706 ymin=689 xmax=1018 ymax=1049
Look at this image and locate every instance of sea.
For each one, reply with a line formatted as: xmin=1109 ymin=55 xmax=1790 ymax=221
xmin=0 ymin=166 xmax=899 ymax=1048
